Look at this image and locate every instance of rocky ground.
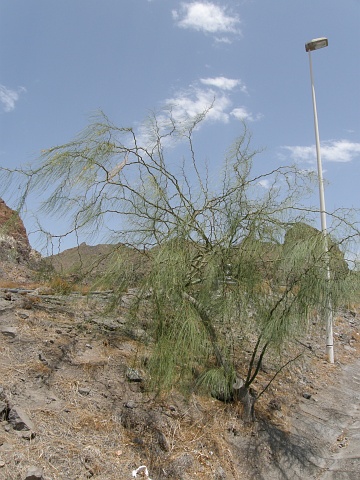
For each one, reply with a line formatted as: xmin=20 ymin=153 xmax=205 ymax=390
xmin=0 ymin=281 xmax=360 ymax=480
xmin=1 ymin=198 xmax=360 ymax=479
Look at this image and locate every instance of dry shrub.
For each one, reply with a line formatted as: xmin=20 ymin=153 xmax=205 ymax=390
xmin=48 ymin=276 xmax=73 ymax=294
xmin=0 ymin=280 xmax=21 ymax=288
xmin=0 ymin=280 xmax=42 ymax=289
xmin=26 ymin=361 xmax=52 ymax=377
xmin=72 ymin=411 xmax=118 ymax=433
xmin=73 ymin=284 xmax=92 ymax=295
xmin=20 ymin=294 xmax=41 ymax=309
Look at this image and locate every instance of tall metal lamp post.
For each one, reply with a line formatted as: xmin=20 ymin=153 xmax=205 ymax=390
xmin=305 ymin=37 xmax=334 ymax=363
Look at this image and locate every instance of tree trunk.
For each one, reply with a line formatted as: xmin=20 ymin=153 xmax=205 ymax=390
xmin=235 ymin=385 xmax=256 ymax=423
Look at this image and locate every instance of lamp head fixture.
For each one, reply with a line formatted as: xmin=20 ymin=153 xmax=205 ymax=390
xmin=305 ymin=37 xmax=328 ymax=52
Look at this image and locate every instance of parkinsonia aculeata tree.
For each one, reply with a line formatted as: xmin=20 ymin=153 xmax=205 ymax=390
xmin=1 ymin=109 xmax=359 ymax=421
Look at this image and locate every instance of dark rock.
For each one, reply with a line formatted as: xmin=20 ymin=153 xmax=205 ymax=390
xmin=126 ymin=367 xmax=143 ymax=382
xmin=21 ymin=431 xmax=36 ymax=441
xmin=166 ymin=453 xmax=194 ymax=478
xmin=268 ymin=398 xmax=282 ymax=411
xmin=21 ymin=298 xmax=34 ymax=310
xmin=24 ymin=466 xmax=43 ymax=480
xmin=156 ymin=429 xmax=170 ymax=452
xmin=302 ymin=393 xmax=312 ymax=400
xmin=78 ymin=387 xmax=91 ymax=396
xmin=0 ymin=387 xmax=5 ymax=401
xmin=132 ymin=436 xmax=144 ymax=446
xmin=0 ymin=326 xmax=17 ymax=338
xmin=38 ymin=352 xmax=50 ymax=366
xmin=215 ymin=466 xmax=227 ymax=479
xmin=0 ymin=401 xmax=7 ymax=419
xmin=8 ymin=406 xmax=35 ymax=431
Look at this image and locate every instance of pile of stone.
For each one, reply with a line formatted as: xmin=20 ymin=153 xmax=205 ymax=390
xmin=0 ymin=386 xmax=43 ymax=479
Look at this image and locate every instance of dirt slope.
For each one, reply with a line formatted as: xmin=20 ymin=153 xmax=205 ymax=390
xmin=0 ymin=285 xmax=360 ymax=480
xmin=250 ymin=359 xmax=360 ymax=479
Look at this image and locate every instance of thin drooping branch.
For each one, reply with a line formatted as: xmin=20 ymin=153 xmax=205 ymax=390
xmin=182 ymin=291 xmax=227 ymax=371
xmin=257 ymin=351 xmax=304 ymax=399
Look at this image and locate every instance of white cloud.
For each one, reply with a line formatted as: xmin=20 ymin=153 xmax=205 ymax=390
xmin=258 ymin=179 xmax=270 ymax=189
xmin=282 ymin=145 xmax=314 ymax=163
xmin=172 ymin=2 xmax=241 ymax=37
xmin=200 ymin=76 xmax=247 ymax=93
xmin=166 ymin=87 xmax=231 ymax=124
xmin=214 ymin=36 xmax=232 ymax=44
xmin=322 ymin=140 xmax=360 ymax=162
xmin=0 ymin=84 xmax=26 ymax=112
xmin=163 ymin=78 xmax=261 ymax=127
xmin=283 ymin=140 xmax=360 ymax=164
xmin=230 ymin=106 xmax=262 ymax=122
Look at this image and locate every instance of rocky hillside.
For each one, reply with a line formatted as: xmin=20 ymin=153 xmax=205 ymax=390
xmin=1 ymin=199 xmax=360 ymax=479
xmin=0 ymin=199 xmax=31 ymax=263
xmin=0 ymin=199 xmax=41 ymax=286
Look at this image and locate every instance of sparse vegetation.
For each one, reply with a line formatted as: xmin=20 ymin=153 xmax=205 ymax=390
xmin=47 ymin=275 xmax=74 ymax=295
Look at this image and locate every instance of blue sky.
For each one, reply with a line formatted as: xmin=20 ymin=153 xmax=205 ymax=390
xmin=0 ymin=0 xmax=359 ymax=253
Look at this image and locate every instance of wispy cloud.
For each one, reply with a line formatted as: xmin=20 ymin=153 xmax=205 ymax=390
xmin=230 ymin=106 xmax=262 ymax=122
xmin=200 ymin=76 xmax=247 ymax=93
xmin=0 ymin=84 xmax=26 ymax=112
xmin=172 ymin=2 xmax=241 ymax=40
xmin=283 ymin=140 xmax=360 ymax=164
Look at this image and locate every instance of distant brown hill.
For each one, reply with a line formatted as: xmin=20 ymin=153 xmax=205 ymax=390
xmin=47 ymin=242 xmax=150 ymax=287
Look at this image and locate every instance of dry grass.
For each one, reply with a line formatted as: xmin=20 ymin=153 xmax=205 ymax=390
xmin=1 ymin=407 xmax=138 ymax=480
xmin=0 ymin=280 xmax=43 ymax=289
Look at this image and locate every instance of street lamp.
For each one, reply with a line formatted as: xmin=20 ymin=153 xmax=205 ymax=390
xmin=305 ymin=37 xmax=334 ymax=364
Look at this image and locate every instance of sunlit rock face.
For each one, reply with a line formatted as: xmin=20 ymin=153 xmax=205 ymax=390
xmin=0 ymin=198 xmax=31 ymax=263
